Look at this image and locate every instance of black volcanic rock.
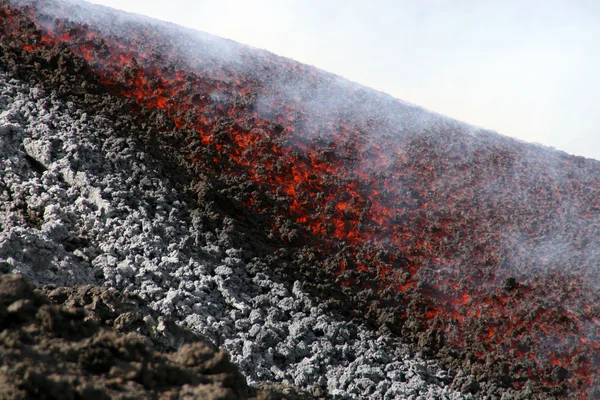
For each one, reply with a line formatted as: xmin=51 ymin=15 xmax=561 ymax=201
xmin=1 ymin=0 xmax=599 ymax=398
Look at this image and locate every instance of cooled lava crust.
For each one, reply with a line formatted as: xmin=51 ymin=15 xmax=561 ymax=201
xmin=2 ymin=0 xmax=600 ymax=398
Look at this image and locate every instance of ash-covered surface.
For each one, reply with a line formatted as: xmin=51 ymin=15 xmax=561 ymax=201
xmin=0 ymin=69 xmax=473 ymax=399
xmin=2 ymin=0 xmax=600 ymax=398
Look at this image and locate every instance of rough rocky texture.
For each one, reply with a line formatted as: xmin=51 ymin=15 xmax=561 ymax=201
xmin=0 ymin=69 xmax=474 ymax=399
xmin=3 ymin=1 xmax=598 ymax=398
xmin=37 ymin=283 xmax=209 ymax=354
xmin=0 ymin=273 xmax=279 ymax=400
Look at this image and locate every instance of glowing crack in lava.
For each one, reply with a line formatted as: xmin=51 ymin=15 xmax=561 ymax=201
xmin=2 ymin=0 xmax=599 ymax=397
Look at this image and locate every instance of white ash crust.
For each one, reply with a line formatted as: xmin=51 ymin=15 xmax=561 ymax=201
xmin=0 ymin=71 xmax=476 ymax=399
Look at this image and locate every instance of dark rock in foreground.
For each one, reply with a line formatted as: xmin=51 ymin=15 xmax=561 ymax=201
xmin=0 ymin=273 xmax=312 ymax=399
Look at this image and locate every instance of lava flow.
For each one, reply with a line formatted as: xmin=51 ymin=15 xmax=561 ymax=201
xmin=2 ymin=0 xmax=600 ymax=397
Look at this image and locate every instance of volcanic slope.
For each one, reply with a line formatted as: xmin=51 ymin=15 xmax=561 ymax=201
xmin=2 ymin=0 xmax=600 ymax=398
xmin=0 ymin=33 xmax=475 ymax=400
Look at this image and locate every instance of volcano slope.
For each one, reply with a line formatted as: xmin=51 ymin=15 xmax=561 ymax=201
xmin=0 ymin=69 xmax=465 ymax=400
xmin=1 ymin=0 xmax=600 ymax=398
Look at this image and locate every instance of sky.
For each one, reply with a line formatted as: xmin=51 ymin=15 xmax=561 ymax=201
xmin=86 ymin=0 xmax=600 ymax=161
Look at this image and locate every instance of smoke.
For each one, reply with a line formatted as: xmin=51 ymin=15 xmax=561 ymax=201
xmin=4 ymin=0 xmax=600 ymax=395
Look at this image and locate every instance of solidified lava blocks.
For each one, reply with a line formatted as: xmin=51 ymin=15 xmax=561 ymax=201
xmin=2 ymin=0 xmax=599 ymax=398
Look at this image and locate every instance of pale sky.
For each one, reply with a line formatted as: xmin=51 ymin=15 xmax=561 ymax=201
xmin=86 ymin=0 xmax=600 ymax=161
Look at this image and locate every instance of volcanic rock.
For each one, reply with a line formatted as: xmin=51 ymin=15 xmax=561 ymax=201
xmin=0 ymin=274 xmax=286 ymax=400
xmin=1 ymin=0 xmax=599 ymax=398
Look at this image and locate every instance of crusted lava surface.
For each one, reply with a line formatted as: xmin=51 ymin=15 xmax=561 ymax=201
xmin=2 ymin=0 xmax=600 ymax=398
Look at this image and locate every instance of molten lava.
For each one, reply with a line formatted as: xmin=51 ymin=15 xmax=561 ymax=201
xmin=2 ymin=1 xmax=599 ymax=397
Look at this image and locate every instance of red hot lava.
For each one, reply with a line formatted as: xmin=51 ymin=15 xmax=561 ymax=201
xmin=2 ymin=1 xmax=599 ymax=397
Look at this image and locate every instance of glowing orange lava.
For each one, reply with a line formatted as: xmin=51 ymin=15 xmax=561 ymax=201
xmin=2 ymin=2 xmax=599 ymax=396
